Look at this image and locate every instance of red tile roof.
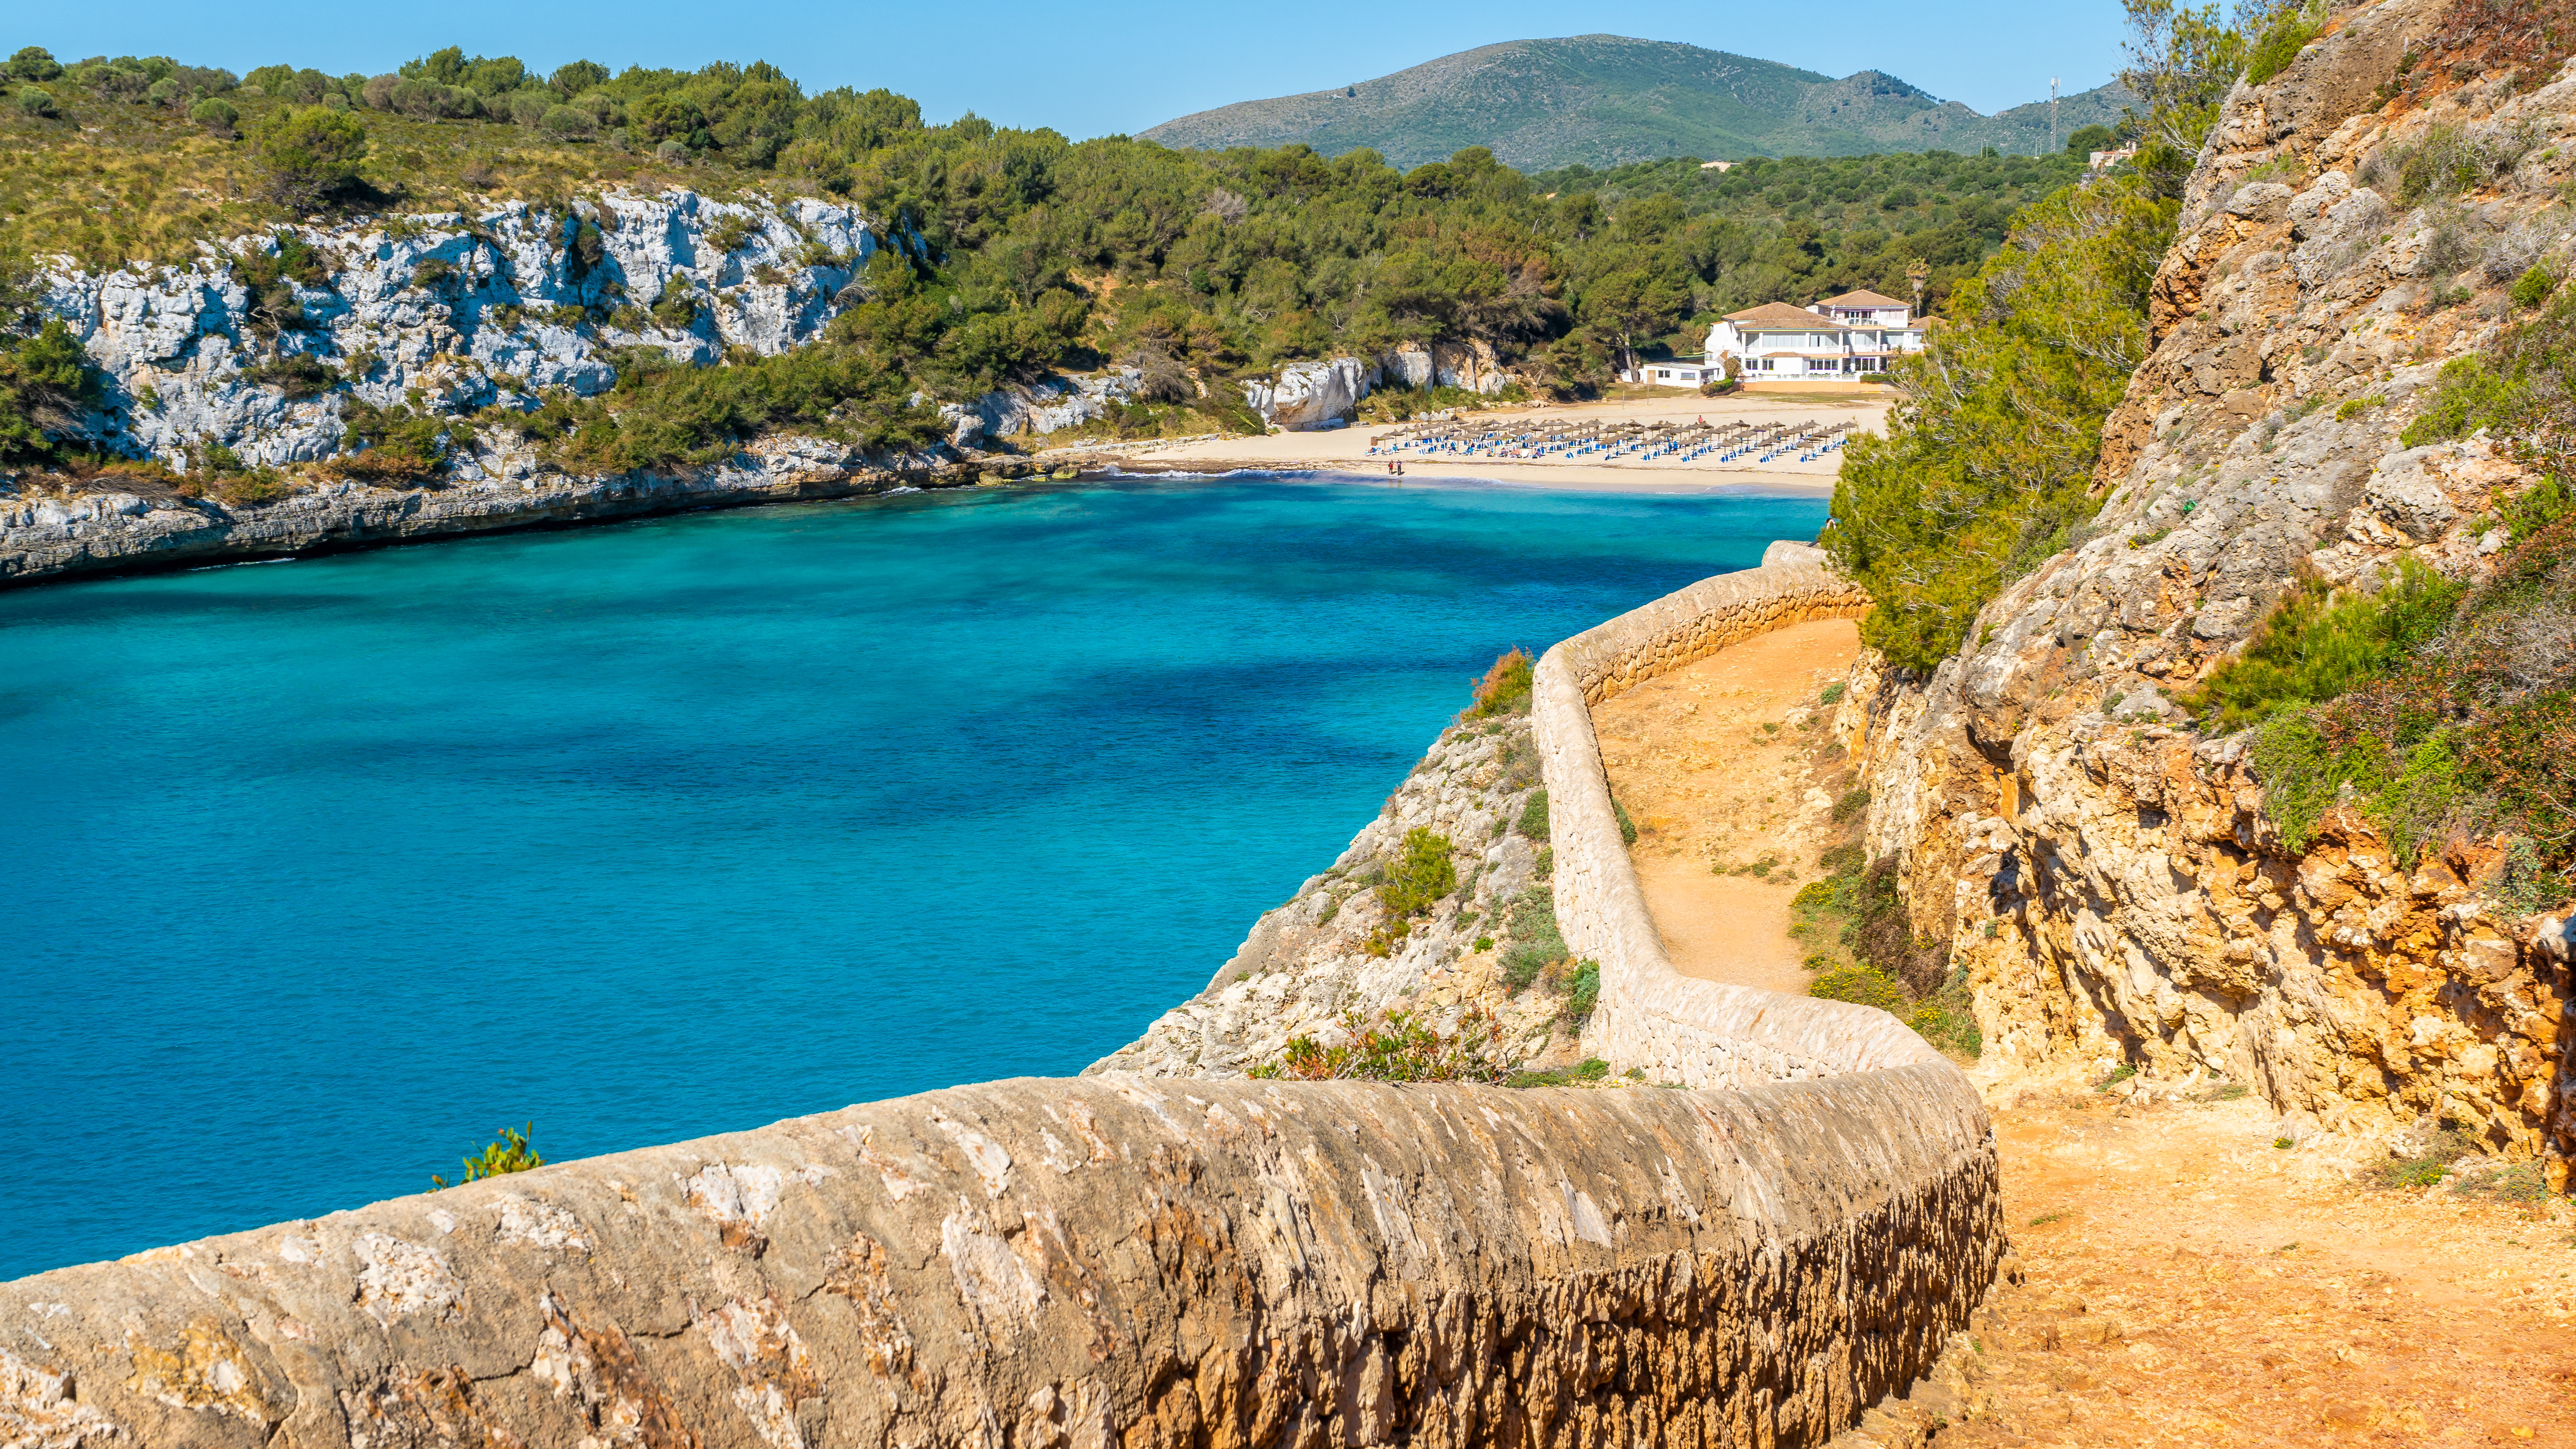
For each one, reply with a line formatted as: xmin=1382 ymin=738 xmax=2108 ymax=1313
xmin=1819 ymin=289 xmax=1909 ymax=309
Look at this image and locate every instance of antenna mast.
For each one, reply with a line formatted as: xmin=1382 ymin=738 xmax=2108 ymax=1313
xmin=2050 ymin=76 xmax=2060 ymax=157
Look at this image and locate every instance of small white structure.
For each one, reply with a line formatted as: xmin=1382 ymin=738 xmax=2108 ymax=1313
xmin=2088 ymin=145 xmax=2140 ymax=171
xmin=1622 ymin=358 xmax=1721 ymax=387
xmin=1704 ymin=290 xmax=1930 ymax=382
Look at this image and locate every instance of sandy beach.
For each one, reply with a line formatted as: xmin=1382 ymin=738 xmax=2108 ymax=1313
xmin=1039 ymin=388 xmax=1888 ymax=494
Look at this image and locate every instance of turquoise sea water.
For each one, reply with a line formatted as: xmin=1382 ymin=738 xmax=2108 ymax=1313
xmin=0 ymin=475 xmax=1824 ymax=1280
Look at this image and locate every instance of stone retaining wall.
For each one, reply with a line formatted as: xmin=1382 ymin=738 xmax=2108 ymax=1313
xmin=1530 ymin=550 xmax=1944 ymax=1092
xmin=1558 ymin=543 xmax=1870 ymax=708
xmin=0 ymin=551 xmax=2006 ymax=1449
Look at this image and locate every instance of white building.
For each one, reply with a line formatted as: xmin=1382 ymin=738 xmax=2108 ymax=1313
xmin=1625 ymin=358 xmax=1722 ymax=386
xmin=1703 ymin=290 xmax=1931 ymax=382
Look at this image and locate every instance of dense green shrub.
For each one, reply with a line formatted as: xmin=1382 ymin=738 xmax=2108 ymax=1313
xmin=188 ymin=97 xmax=239 ymax=134
xmin=2244 ymin=1 xmax=2326 ymax=85
xmin=1253 ymin=1008 xmax=1510 ymax=1083
xmin=1378 ymin=827 xmax=1457 ymax=918
xmin=2183 ymin=560 xmax=2465 ymax=730
xmin=248 ymin=106 xmax=371 ymax=208
xmin=1499 ymin=887 xmax=1567 ymax=990
xmin=6 ymin=47 xmax=63 ymax=83
xmin=12 ymin=87 xmax=57 ymax=118
xmin=1821 ymin=177 xmax=2178 ymax=671
xmin=0 ymin=318 xmax=101 ymax=463
xmin=1461 ymin=648 xmax=1533 ymax=719
xmin=1613 ymin=796 xmax=1638 ymax=845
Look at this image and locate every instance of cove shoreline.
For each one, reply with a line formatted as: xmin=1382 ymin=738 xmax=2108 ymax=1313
xmin=1 ymin=445 xmax=1832 ymax=593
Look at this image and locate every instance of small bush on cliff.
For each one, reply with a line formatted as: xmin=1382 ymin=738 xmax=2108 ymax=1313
xmin=1461 ymin=648 xmax=1533 ymax=719
xmin=1516 ymin=787 xmax=1549 ymax=841
xmin=2183 ymin=560 xmax=2465 ymax=731
xmin=1499 ymin=887 xmax=1568 ymax=990
xmin=2243 ymin=0 xmax=2327 ymax=85
xmin=1378 ymin=828 xmax=1457 ymax=919
xmin=431 ymin=1122 xmax=543 ymax=1189
xmin=1252 ymin=1008 xmax=1509 ymax=1084
xmin=0 ymin=316 xmax=103 ymax=464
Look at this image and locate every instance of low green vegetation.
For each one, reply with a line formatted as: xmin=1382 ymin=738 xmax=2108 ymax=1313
xmin=1507 ymin=1057 xmax=1611 ymax=1089
xmin=2182 ymin=561 xmax=2463 ymax=732
xmin=1792 ymin=843 xmax=1980 ymax=1058
xmin=1252 ymin=1008 xmax=1510 ymax=1084
xmin=1461 ymin=648 xmax=1534 ymax=720
xmin=430 ymin=1123 xmax=542 ymax=1189
xmin=1516 ymin=788 xmax=1549 ymax=841
xmin=1612 ymin=796 xmax=1639 ymax=845
xmin=2243 ymin=0 xmax=2327 ymax=85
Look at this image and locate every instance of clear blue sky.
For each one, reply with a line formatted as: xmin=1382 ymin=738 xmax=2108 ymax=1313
xmin=21 ymin=0 xmax=2128 ymax=141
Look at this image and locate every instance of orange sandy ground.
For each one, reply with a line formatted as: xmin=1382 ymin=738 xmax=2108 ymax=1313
xmin=1589 ymin=617 xmax=1861 ymax=996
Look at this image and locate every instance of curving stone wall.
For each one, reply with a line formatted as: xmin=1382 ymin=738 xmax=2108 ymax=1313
xmin=0 ymin=551 xmax=2003 ymax=1449
xmin=1528 ymin=550 xmax=1937 ymax=1098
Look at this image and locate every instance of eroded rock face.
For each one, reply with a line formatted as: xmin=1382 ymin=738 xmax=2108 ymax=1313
xmin=1090 ymin=713 xmax=1561 ymax=1078
xmin=1242 ymin=355 xmax=1376 ymax=430
xmin=1848 ymin=0 xmax=2576 ymax=1182
xmin=43 ymin=191 xmax=877 ymax=469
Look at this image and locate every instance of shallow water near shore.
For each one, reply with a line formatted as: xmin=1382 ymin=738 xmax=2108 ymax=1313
xmin=0 ymin=474 xmax=1824 ymax=1279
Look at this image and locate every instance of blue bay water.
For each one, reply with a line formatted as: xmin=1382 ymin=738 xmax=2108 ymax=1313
xmin=0 ymin=475 xmax=1825 ymax=1279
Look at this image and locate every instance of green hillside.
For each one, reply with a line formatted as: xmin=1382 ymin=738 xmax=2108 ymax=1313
xmin=1139 ymin=35 xmax=2130 ymax=170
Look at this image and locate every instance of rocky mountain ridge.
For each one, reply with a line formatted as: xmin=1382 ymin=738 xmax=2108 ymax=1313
xmin=1142 ymin=34 xmax=2130 ymax=171
xmin=1847 ymin=0 xmax=2576 ymax=1185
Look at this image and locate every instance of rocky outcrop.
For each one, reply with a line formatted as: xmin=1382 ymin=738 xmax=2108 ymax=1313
xmin=1088 ymin=711 xmax=1560 ymax=1078
xmin=940 ymin=370 xmax=1149 ymax=449
xmin=1238 ymin=345 xmax=1524 ymax=431
xmin=0 ymin=434 xmax=983 ymax=586
xmin=1242 ymin=356 xmax=1375 ymax=430
xmin=1846 ymin=0 xmax=2576 ymax=1184
xmin=43 ymin=191 xmax=876 ymax=469
xmin=1379 ymin=340 xmax=1516 ymax=395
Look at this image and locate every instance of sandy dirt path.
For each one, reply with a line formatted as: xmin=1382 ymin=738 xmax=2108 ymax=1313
xmin=1048 ymin=390 xmax=1886 ymax=495
xmin=1588 ymin=618 xmax=1860 ymax=994
xmin=1916 ymin=1083 xmax=2576 ymax=1446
